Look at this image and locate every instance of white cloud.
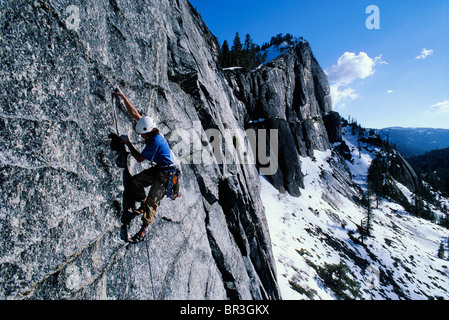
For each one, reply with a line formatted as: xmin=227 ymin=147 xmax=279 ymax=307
xmin=329 ymin=85 xmax=358 ymax=108
xmin=431 ymin=100 xmax=449 ymax=113
xmin=415 ymin=48 xmax=434 ymax=60
xmin=325 ymin=52 xmax=380 ymax=85
xmin=386 ymin=90 xmax=394 ymax=94
xmin=325 ymin=52 xmax=386 ymax=108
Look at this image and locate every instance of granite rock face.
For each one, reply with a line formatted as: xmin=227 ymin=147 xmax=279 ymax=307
xmin=224 ymin=43 xmax=339 ymax=197
xmin=0 ymin=0 xmax=280 ymax=300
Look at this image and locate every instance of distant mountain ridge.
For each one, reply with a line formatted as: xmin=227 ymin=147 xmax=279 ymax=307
xmin=377 ymin=127 xmax=449 ymax=158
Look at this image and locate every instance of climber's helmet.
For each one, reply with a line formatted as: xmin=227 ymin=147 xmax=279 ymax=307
xmin=136 ymin=116 xmax=156 ymax=135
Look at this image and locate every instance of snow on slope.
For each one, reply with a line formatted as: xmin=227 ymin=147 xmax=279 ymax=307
xmin=262 ymin=126 xmax=449 ymax=300
xmin=257 ymin=38 xmax=307 ymax=67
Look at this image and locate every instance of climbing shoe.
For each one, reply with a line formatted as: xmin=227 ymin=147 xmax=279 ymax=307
xmin=128 ymin=233 xmax=146 ymax=245
xmin=120 ymin=224 xmax=129 ymax=243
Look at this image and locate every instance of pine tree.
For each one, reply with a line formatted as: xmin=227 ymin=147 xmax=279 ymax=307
xmin=220 ymin=40 xmax=230 ymax=68
xmin=368 ymin=157 xmax=389 ymax=206
xmin=437 ymin=242 xmax=445 ymax=259
xmin=439 ymin=211 xmax=449 ymax=229
xmin=219 ymin=32 xmax=298 ymax=69
xmin=244 ymin=34 xmax=254 ymax=52
xmin=365 ymin=191 xmax=374 ymax=236
xmin=358 ymin=191 xmax=374 ymax=244
xmin=285 ymin=33 xmax=293 ymax=44
xmin=230 ymin=32 xmax=243 ymax=67
xmin=413 ymin=186 xmax=425 ymax=217
xmin=271 ymin=33 xmax=283 ymax=46
xmin=231 ymin=32 xmax=243 ymax=52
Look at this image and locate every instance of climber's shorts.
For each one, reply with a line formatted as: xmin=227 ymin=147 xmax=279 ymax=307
xmin=124 ymin=167 xmax=171 ymax=226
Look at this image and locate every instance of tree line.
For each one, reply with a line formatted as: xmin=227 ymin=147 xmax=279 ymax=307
xmin=219 ymin=32 xmax=302 ymax=69
xmin=407 ymin=148 xmax=449 ymax=197
xmin=219 ymin=32 xmax=262 ymax=69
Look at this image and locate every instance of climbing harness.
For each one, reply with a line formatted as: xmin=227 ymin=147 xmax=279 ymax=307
xmin=161 ymin=166 xmax=181 ymax=200
xmin=167 ymin=168 xmax=181 ymax=200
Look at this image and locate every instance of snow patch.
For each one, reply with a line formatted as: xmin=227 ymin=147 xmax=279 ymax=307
xmin=262 ymin=126 xmax=449 ymax=300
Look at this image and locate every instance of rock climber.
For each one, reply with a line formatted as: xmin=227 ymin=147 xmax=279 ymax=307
xmin=112 ymin=86 xmax=176 ymax=244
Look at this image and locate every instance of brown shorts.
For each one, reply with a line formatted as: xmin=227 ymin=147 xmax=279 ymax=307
xmin=124 ymin=167 xmax=170 ymax=226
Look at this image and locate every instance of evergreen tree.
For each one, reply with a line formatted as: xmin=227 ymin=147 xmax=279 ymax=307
xmin=413 ymin=179 xmax=436 ymax=221
xmin=365 ymin=191 xmax=374 ymax=236
xmin=231 ymin=32 xmax=243 ymax=52
xmin=271 ymin=33 xmax=284 ymax=46
xmin=230 ymin=32 xmax=243 ymax=66
xmin=259 ymin=51 xmax=268 ymax=65
xmin=437 ymin=242 xmax=446 ymax=259
xmin=244 ymin=34 xmax=254 ymax=51
xmin=358 ymin=191 xmax=374 ymax=244
xmin=413 ymin=182 xmax=424 ymax=217
xmin=439 ymin=212 xmax=449 ymax=229
xmin=220 ymin=40 xmax=230 ymax=68
xmin=285 ymin=33 xmax=294 ymax=44
xmin=242 ymin=34 xmax=254 ymax=69
xmin=368 ymin=157 xmax=388 ymax=206
xmin=218 ymin=32 xmax=299 ymax=69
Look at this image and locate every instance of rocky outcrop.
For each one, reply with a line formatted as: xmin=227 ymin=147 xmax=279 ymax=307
xmin=224 ymin=43 xmax=338 ymax=196
xmin=392 ymin=151 xmax=419 ymax=193
xmin=0 ymin=0 xmax=280 ymax=300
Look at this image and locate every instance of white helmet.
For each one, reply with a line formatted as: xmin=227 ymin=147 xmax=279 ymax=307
xmin=136 ymin=116 xmax=156 ymax=134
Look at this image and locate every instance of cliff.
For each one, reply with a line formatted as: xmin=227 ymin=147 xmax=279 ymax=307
xmin=0 ymin=0 xmax=283 ymax=300
xmin=1 ymin=0 xmax=442 ymax=302
xmin=224 ymin=42 xmax=340 ymax=197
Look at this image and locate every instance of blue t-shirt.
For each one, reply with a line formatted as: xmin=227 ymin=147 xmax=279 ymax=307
xmin=141 ymin=134 xmax=174 ymax=166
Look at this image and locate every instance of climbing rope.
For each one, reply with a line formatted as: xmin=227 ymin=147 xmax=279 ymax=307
xmin=111 ymin=90 xmax=120 ymax=135
xmin=148 ymin=29 xmax=163 ymax=111
xmin=144 ymin=238 xmax=156 ymax=300
xmin=114 ymin=28 xmax=166 ymax=300
xmin=134 ymin=30 xmax=164 ymax=301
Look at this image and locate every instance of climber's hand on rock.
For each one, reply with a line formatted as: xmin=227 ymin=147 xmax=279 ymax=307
xmin=120 ymin=135 xmax=130 ymax=144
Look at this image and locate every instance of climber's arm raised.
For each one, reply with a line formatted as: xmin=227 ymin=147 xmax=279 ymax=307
xmin=112 ymin=86 xmax=142 ymax=121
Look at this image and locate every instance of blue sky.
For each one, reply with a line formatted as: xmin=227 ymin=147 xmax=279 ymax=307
xmin=189 ymin=0 xmax=449 ymax=129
